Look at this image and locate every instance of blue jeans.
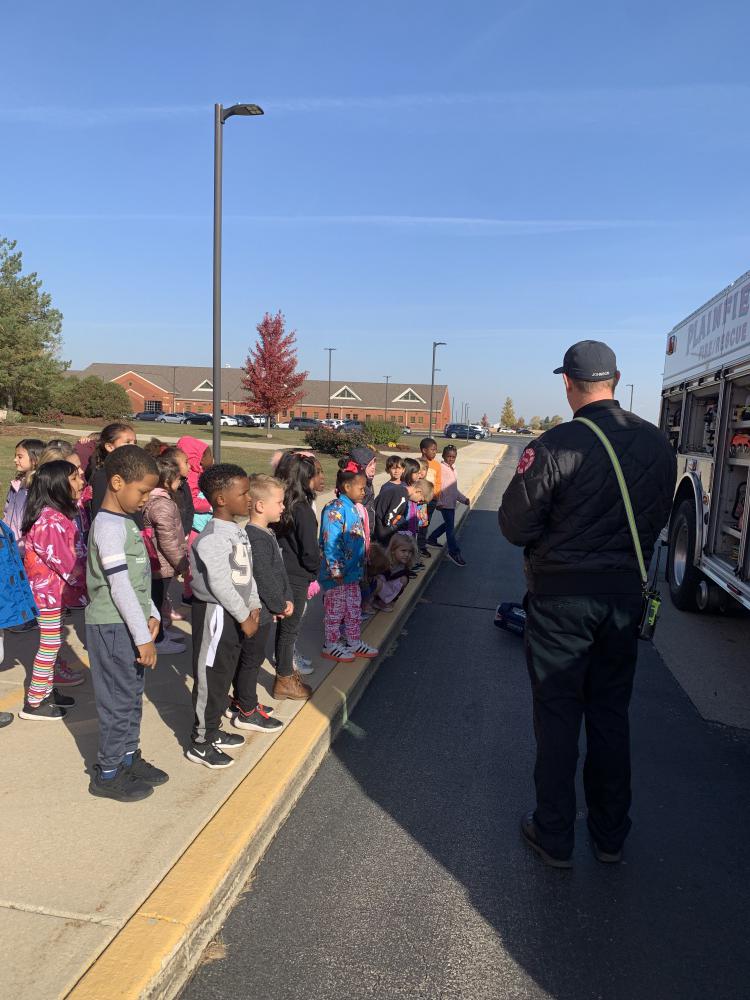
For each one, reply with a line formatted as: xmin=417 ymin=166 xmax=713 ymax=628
xmin=427 ymin=507 xmax=459 ymax=555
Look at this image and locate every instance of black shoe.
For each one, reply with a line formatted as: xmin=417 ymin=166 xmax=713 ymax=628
xmin=18 ymin=699 xmax=67 ymax=721
xmin=124 ymin=749 xmax=169 ymax=785
xmin=0 ymin=711 xmax=13 ymax=728
xmin=419 ymin=548 xmax=432 ymax=559
xmin=427 ymin=538 xmax=443 ymax=548
xmin=233 ymin=705 xmax=284 ymax=733
xmin=89 ymin=764 xmax=154 ymax=801
xmin=186 ymin=742 xmax=235 ymax=769
xmin=591 ymin=840 xmax=623 ymax=864
xmin=446 ymin=552 xmax=467 ymax=567
xmin=7 ymin=621 xmax=37 ymax=633
xmin=181 ymin=594 xmax=194 ymax=605
xmin=520 ymin=812 xmax=573 ymax=869
xmin=52 ymin=687 xmax=76 ymax=708
xmin=212 ymin=729 xmax=245 ymax=749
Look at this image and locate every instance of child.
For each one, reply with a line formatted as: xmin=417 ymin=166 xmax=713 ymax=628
xmin=427 ymin=445 xmax=470 ymax=567
xmin=177 ymin=436 xmax=214 ymax=603
xmin=231 ymin=474 xmax=300 ymax=726
xmin=371 ymin=534 xmax=417 ymax=611
xmin=86 ymin=445 xmax=166 ymax=801
xmin=3 ymin=438 xmax=45 ymax=545
xmin=319 ymin=461 xmax=379 ymax=662
xmin=188 ymin=464 xmax=261 ymax=769
xmin=273 ymin=453 xmax=323 ymax=681
xmin=0 ymin=519 xmax=38 ymax=715
xmin=89 ymin=423 xmax=137 ymax=519
xmin=349 ymin=445 xmax=377 ymax=534
xmin=19 ymin=461 xmax=87 ymax=721
xmin=142 ymin=455 xmax=189 ymax=651
xmin=161 ymin=445 xmax=195 ymax=540
xmin=361 ymin=542 xmax=391 ymax=614
xmin=373 ymin=457 xmax=421 ymax=546
xmin=385 ymin=455 xmax=404 ymax=483
xmin=417 ymin=437 xmax=442 ymax=558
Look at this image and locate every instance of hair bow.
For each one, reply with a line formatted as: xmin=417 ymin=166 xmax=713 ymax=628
xmin=343 ymin=460 xmax=360 ymax=473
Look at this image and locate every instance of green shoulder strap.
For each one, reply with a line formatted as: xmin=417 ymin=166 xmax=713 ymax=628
xmin=574 ymin=416 xmax=648 ymax=587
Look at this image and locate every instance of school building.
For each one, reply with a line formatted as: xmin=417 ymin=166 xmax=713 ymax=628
xmin=72 ymin=364 xmax=451 ymax=430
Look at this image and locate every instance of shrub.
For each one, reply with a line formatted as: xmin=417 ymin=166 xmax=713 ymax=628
xmin=362 ymin=420 xmax=402 ymax=447
xmin=0 ymin=409 xmax=24 ymax=425
xmin=36 ymin=406 xmax=64 ymax=425
xmin=52 ymin=376 xmax=131 ymax=420
xmin=304 ymin=427 xmax=368 ymax=457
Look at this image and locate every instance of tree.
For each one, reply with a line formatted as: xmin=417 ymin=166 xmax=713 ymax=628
xmin=480 ymin=412 xmax=490 ymax=429
xmin=501 ymin=397 xmax=516 ymax=428
xmin=0 ymin=238 xmax=67 ymax=412
xmin=530 ymin=415 xmax=542 ymax=430
xmin=550 ymin=414 xmax=564 ymax=427
xmin=53 ymin=375 xmax=131 ymax=419
xmin=241 ymin=311 xmax=308 ymax=432
xmin=516 ymin=415 xmax=526 ymax=430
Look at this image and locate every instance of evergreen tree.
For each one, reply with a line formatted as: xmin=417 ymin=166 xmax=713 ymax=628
xmin=501 ymin=397 xmax=516 ymax=428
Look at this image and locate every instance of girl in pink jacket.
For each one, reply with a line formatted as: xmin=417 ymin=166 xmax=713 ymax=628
xmin=20 ymin=461 xmax=87 ymax=721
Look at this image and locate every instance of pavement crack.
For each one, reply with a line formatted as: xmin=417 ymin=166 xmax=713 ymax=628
xmin=421 ymin=599 xmax=499 ymax=612
xmin=0 ymin=899 xmax=121 ymax=927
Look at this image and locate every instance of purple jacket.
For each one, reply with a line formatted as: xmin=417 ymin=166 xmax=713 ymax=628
xmin=3 ymin=480 xmax=28 ymax=546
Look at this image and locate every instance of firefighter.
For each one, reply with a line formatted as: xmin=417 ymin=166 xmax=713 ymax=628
xmin=499 ymin=341 xmax=676 ymax=868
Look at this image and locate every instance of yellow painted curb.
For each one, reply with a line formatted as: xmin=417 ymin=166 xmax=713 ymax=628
xmin=67 ymin=445 xmax=507 ymax=1000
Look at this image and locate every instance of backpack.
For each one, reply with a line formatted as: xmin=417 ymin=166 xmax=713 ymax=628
xmin=0 ymin=521 xmax=38 ymax=629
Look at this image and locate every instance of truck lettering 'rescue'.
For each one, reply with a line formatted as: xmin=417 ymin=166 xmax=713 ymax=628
xmin=661 ymin=268 xmax=750 ymax=611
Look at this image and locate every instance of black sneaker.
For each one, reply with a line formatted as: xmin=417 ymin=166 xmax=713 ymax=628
xmin=18 ymin=699 xmax=67 ymax=721
xmin=233 ymin=705 xmax=284 ymax=733
xmin=7 ymin=621 xmax=37 ymax=633
xmin=427 ymin=539 xmax=443 ymax=548
xmin=186 ymin=742 xmax=235 ymax=769
xmin=89 ymin=764 xmax=154 ymax=801
xmin=447 ymin=552 xmax=467 ymax=567
xmin=181 ymin=594 xmax=194 ymax=605
xmin=0 ymin=711 xmax=13 ymax=728
xmin=212 ymin=730 xmax=245 ymax=749
xmin=124 ymin=749 xmax=169 ymax=785
xmin=52 ymin=687 xmax=76 ymax=708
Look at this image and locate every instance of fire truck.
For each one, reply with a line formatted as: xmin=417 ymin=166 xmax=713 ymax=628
xmin=661 ymin=268 xmax=750 ymax=611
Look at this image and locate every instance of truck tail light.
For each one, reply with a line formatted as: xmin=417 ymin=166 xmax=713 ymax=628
xmin=666 ymin=334 xmax=677 ymax=356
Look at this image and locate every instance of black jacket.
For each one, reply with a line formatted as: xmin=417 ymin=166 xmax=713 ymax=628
xmin=374 ymin=482 xmax=410 ymax=545
xmin=499 ymin=400 xmax=676 ymax=596
xmin=274 ymin=501 xmax=320 ymax=584
xmin=246 ymin=523 xmax=293 ymax=624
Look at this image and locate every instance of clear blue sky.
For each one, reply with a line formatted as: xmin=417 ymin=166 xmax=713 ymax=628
xmin=3 ymin=0 xmax=750 ymax=424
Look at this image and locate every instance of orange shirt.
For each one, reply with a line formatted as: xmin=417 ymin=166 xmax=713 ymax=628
xmin=426 ymin=458 xmax=442 ymax=499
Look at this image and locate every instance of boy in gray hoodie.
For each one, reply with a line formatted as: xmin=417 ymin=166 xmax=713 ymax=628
xmin=187 ymin=464 xmax=261 ymax=769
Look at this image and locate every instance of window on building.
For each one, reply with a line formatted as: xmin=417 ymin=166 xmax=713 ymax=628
xmin=128 ymin=380 xmax=133 ymax=387
xmin=365 ymin=414 xmax=371 ymax=421
xmin=333 ymin=411 xmax=339 ymax=419
xmin=314 ymin=411 xmax=319 ymax=418
xmin=145 ymin=400 xmax=163 ymax=413
xmin=418 ymin=416 xmax=424 ymax=424
xmin=302 ymin=411 xmax=308 ymax=418
xmin=410 ymin=415 xmax=416 ymax=424
xmin=194 ymin=380 xmax=213 ymax=391
xmin=352 ymin=413 xmax=358 ymax=419
xmin=331 ymin=385 xmax=361 ymax=401
xmin=282 ymin=409 xmax=288 ymax=417
xmin=345 ymin=412 xmax=351 ymax=420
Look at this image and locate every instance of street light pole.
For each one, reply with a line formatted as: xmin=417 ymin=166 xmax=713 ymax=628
xmin=626 ymin=383 xmax=634 ymax=411
xmin=384 ymin=375 xmax=391 ymax=422
xmin=325 ymin=347 xmax=336 ymax=419
xmin=212 ymin=101 xmax=264 ymax=460
xmin=428 ymin=341 xmax=446 ymax=437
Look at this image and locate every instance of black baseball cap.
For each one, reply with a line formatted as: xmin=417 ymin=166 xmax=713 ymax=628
xmin=553 ymin=340 xmax=618 ymax=381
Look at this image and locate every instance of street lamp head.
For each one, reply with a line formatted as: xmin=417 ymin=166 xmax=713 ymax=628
xmin=433 ymin=340 xmax=447 ymax=348
xmin=221 ymin=104 xmax=265 ymax=122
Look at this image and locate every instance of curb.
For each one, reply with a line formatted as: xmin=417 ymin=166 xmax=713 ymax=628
xmin=66 ymin=447 xmax=506 ymax=1000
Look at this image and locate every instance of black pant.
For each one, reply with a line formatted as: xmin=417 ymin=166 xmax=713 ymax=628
xmin=418 ymin=499 xmax=438 ymax=552
xmin=191 ymin=600 xmax=242 ymax=744
xmin=233 ymin=620 xmax=273 ymax=712
xmin=274 ymin=578 xmax=308 ymax=677
xmin=151 ymin=578 xmax=166 ymax=642
xmin=524 ymin=593 xmax=642 ymax=859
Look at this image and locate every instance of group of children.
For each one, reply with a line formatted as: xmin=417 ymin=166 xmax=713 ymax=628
xmin=0 ymin=426 xmax=469 ymax=801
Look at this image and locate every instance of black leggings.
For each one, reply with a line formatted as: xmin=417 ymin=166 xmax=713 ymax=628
xmin=274 ymin=579 xmax=309 ymax=677
xmin=151 ymin=578 xmax=166 ymax=643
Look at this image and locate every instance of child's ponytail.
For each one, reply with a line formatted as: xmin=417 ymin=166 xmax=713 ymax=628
xmin=335 ymin=457 xmax=364 ymax=496
xmin=94 ymin=422 xmax=135 ymax=469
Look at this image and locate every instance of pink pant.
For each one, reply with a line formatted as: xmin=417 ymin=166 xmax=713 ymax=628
xmin=323 ymin=583 xmax=361 ymax=645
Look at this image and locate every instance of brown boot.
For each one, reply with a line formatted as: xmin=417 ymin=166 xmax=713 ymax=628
xmin=273 ymin=670 xmax=312 ymax=701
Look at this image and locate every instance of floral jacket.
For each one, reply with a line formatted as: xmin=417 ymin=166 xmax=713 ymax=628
xmin=318 ymin=495 xmax=366 ymax=592
xmin=24 ymin=506 xmax=87 ymax=611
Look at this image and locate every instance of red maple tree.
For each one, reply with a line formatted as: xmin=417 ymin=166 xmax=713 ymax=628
xmin=242 ymin=311 xmax=308 ymax=427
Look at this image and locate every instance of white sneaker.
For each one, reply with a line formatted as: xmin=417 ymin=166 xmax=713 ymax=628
xmin=321 ymin=643 xmax=355 ymax=663
xmin=345 ymin=640 xmax=379 ymax=659
xmin=294 ymin=652 xmax=314 ymax=675
xmin=155 ymin=637 xmax=187 ymax=655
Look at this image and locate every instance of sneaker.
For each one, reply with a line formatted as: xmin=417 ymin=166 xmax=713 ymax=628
xmin=419 ymin=548 xmax=432 ymax=559
xmin=54 ymin=661 xmax=85 ymax=687
xmin=164 ymin=625 xmax=185 ymax=638
xmin=224 ymin=700 xmax=274 ymax=719
xmin=19 ymin=698 xmax=67 ymax=721
xmin=52 ymin=687 xmax=76 ymax=708
xmin=169 ymin=608 xmax=187 ymax=621
xmin=321 ymin=642 xmax=356 ymax=663
xmin=186 ymin=742 xmax=235 ymax=768
xmin=181 ymin=594 xmax=194 ymax=605
xmin=447 ymin=552 xmax=467 ymax=567
xmin=427 ymin=538 xmax=444 ymax=548
xmin=212 ymin=730 xmax=245 ymax=749
xmin=294 ymin=651 xmax=314 ymax=675
xmin=233 ymin=705 xmax=285 ymax=733
xmin=124 ymin=749 xmax=169 ymax=785
xmin=89 ymin=764 xmax=154 ymax=801
xmin=155 ymin=637 xmax=187 ymax=654
xmin=7 ymin=620 xmax=37 ymax=633
xmin=0 ymin=711 xmax=13 ymax=728
xmin=345 ymin=640 xmax=379 ymax=659
xmin=273 ymin=671 xmax=313 ymax=700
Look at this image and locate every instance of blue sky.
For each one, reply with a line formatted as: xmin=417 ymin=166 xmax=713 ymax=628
xmin=3 ymin=0 xmax=750 ymax=424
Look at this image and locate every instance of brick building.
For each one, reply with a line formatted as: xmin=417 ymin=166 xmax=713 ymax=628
xmin=72 ymin=364 xmax=451 ymax=430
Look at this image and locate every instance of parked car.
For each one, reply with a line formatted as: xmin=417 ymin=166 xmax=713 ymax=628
xmin=132 ymin=411 xmax=160 ymax=422
xmin=155 ymin=412 xmax=189 ymax=423
xmin=218 ymin=414 xmax=239 ymax=427
xmin=182 ymin=412 xmax=212 ymax=425
xmin=399 ymin=425 xmax=412 ymax=435
xmin=338 ymin=420 xmax=365 ymax=434
xmin=275 ymin=421 xmax=291 ymax=430
xmin=322 ymin=418 xmax=344 ymax=429
xmin=288 ymin=417 xmax=321 ymax=431
xmin=443 ymin=423 xmax=484 ymax=440
xmin=469 ymin=423 xmax=491 ymax=439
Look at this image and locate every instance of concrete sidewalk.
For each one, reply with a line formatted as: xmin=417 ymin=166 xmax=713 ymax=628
xmin=0 ymin=441 xmax=505 ymax=999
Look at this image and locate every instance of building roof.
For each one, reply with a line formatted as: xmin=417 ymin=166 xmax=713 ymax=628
xmin=77 ymin=364 xmax=447 ymax=410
